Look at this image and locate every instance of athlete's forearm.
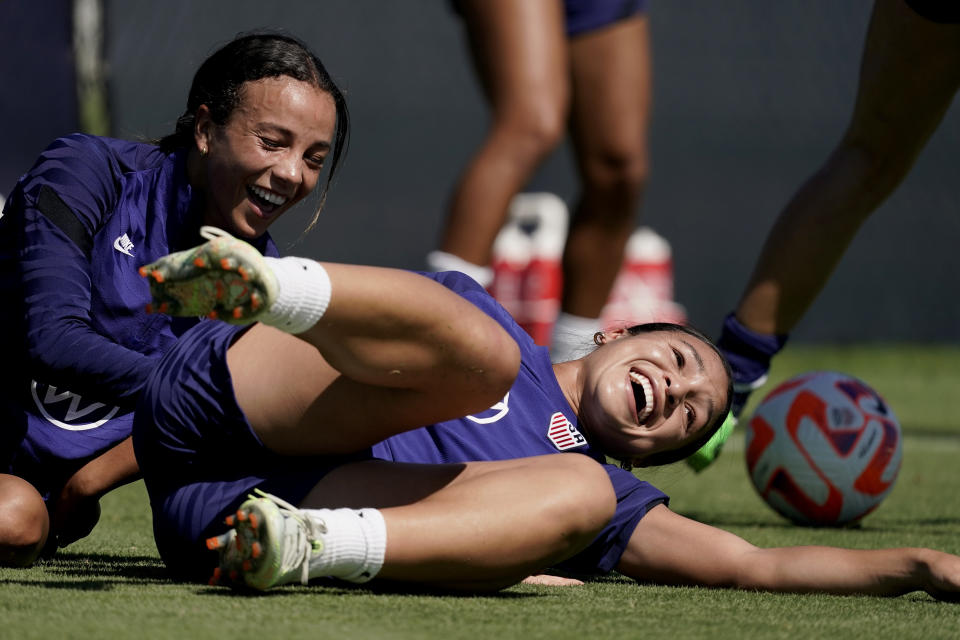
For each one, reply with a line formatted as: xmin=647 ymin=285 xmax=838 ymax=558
xmin=618 ymin=507 xmax=960 ymax=601
xmin=740 ymin=546 xmax=941 ymax=597
xmin=50 ymin=438 xmax=140 ymax=547
xmin=63 ymin=437 xmax=141 ymax=500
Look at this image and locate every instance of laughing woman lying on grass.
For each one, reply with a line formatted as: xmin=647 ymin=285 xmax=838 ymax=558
xmin=131 ymin=231 xmax=960 ymax=599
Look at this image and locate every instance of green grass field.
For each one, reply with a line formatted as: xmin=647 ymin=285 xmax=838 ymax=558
xmin=3 ymin=345 xmax=959 ymax=639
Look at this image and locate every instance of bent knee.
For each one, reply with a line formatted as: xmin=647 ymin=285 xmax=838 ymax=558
xmin=542 ymin=455 xmax=617 ymax=533
xmin=455 ymin=319 xmax=521 ymax=413
xmin=834 ymin=130 xmax=923 ymax=191
xmin=0 ymin=476 xmax=50 ymax=567
xmin=582 ymin=149 xmax=648 ymax=200
xmin=491 ymin=102 xmax=567 ymax=160
xmin=567 ymin=455 xmax=617 ymax=521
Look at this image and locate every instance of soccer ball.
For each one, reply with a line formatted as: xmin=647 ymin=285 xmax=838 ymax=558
xmin=744 ymin=371 xmax=902 ymax=526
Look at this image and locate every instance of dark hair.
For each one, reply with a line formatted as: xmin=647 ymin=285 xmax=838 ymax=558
xmin=599 ymin=322 xmax=734 ymax=468
xmin=158 ymin=32 xmax=350 ymax=231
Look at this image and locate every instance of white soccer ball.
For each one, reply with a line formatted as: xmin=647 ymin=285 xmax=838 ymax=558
xmin=745 ymin=371 xmax=902 ymax=526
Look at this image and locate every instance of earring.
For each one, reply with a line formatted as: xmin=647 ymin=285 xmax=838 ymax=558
xmin=593 ymin=331 xmax=606 ymax=346
xmin=200 ymin=146 xmax=208 ymax=157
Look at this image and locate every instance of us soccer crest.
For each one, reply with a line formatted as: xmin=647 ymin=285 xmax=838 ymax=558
xmin=547 ymin=412 xmax=586 ymax=451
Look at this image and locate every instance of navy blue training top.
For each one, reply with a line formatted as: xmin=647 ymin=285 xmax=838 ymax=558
xmin=0 ymin=133 xmax=277 ymax=497
xmin=374 ymin=271 xmax=667 ymax=574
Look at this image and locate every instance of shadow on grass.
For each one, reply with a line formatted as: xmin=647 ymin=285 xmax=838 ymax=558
xmin=4 ymin=552 xmax=581 ymax=599
xmin=0 ymin=551 xmax=172 ymax=590
xmin=193 ymin=576 xmax=565 ymax=600
xmin=1 ymin=557 xmax=548 ymax=598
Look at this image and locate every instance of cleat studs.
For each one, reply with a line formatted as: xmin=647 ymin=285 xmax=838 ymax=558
xmin=158 ymin=302 xmax=169 ymax=314
xmin=145 ymin=303 xmax=154 ymax=314
xmin=206 ymin=536 xmax=221 ymax=550
xmin=237 ymin=266 xmax=250 ymax=282
xmin=208 ymin=310 xmax=219 ymax=320
xmin=242 ymin=560 xmax=252 ymax=571
xmin=250 ymin=293 xmax=262 ymax=311
xmin=229 ymin=570 xmax=239 ymax=581
xmin=151 ymin=270 xmax=165 ymax=283
xmin=236 ymin=510 xmax=248 ymax=522
xmin=215 ymin=280 xmax=225 ymax=301
xmin=232 ymin=307 xmax=243 ymax=319
xmin=225 ymin=515 xmax=235 ymax=526
xmin=193 ymin=257 xmax=207 ymax=268
xmin=138 ymin=266 xmax=148 ymax=277
xmin=251 ymin=541 xmax=262 ymax=559
xmin=248 ymin=513 xmax=259 ymax=529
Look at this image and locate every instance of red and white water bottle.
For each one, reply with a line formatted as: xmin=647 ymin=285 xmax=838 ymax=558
xmin=516 ymin=193 xmax=567 ymax=345
xmin=489 ymin=221 xmax=530 ymax=321
xmin=602 ymin=226 xmax=686 ymax=329
xmin=488 ymin=193 xmax=568 ymax=345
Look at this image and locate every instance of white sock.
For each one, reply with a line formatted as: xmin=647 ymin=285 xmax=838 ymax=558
xmin=550 ymin=312 xmax=602 ymax=363
xmin=303 ymin=507 xmax=387 ymax=584
xmin=426 ymin=250 xmax=494 ymax=288
xmin=261 ymin=257 xmax=331 ymax=334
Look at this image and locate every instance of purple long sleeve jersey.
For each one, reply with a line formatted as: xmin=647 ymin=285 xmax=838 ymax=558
xmin=0 ymin=134 xmax=277 ymax=498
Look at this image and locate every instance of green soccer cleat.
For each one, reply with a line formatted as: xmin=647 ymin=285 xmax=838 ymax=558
xmin=206 ymin=489 xmax=328 ymax=591
xmin=686 ymin=371 xmax=770 ymax=472
xmin=139 ymin=226 xmax=277 ymax=324
xmin=205 ymin=529 xmax=242 ymax=586
xmin=685 ymin=412 xmax=738 ymax=473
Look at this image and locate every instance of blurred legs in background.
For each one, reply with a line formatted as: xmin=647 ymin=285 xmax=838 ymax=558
xmin=429 ymin=0 xmax=654 ymax=362
xmin=695 ymin=0 xmax=960 ymax=470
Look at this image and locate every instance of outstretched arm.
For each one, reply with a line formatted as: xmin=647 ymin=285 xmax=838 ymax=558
xmin=617 ymin=504 xmax=960 ymax=601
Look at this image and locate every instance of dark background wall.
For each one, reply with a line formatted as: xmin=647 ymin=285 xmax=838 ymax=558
xmin=3 ymin=1 xmax=958 ymax=343
xmin=0 ymin=0 xmax=78 ymax=198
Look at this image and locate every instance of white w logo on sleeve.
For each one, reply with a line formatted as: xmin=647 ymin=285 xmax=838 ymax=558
xmin=466 ymin=392 xmax=510 ymax=424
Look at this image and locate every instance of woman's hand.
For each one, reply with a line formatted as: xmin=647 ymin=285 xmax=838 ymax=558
xmin=48 ymin=482 xmax=101 ymax=548
xmin=521 ymin=574 xmax=584 ymax=586
xmin=920 ymin=549 xmax=960 ymax=602
xmin=48 ymin=438 xmax=140 ymax=548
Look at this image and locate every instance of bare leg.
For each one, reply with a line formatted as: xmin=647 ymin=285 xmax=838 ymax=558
xmin=0 ymin=475 xmax=50 ymax=567
xmin=302 ymin=454 xmax=617 ymax=591
xmin=736 ymin=0 xmax=960 ymax=334
xmin=226 ymin=264 xmax=520 ymax=456
xmin=564 ymin=16 xmax=652 ymax=318
xmin=438 ymin=0 xmax=569 ymax=266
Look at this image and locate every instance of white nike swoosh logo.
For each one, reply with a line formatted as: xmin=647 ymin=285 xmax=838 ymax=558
xmin=113 ymin=235 xmax=134 ymax=257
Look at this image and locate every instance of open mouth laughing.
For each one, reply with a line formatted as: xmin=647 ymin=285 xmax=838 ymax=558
xmin=247 ymin=184 xmax=288 ymax=213
xmin=629 ymin=368 xmax=654 ymax=424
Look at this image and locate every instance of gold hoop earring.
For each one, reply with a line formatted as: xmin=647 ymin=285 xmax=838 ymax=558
xmin=593 ymin=331 xmax=605 ymax=346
